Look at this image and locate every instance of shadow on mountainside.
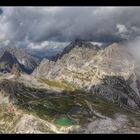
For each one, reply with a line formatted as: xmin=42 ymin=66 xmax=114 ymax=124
xmin=89 ymin=75 xmax=140 ymax=111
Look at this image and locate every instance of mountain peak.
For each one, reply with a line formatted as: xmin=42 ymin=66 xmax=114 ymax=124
xmin=72 ymin=39 xmax=98 ymax=48
xmin=57 ymin=40 xmax=100 ymax=60
xmin=0 ymin=51 xmax=18 ymax=64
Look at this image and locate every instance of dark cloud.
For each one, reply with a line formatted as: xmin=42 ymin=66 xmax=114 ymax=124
xmin=0 ymin=7 xmax=140 ymax=44
xmin=0 ymin=9 xmax=3 ymax=15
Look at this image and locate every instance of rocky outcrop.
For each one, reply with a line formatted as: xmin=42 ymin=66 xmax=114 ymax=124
xmin=90 ymin=76 xmax=140 ymax=110
xmin=11 ymin=63 xmax=21 ymax=76
xmin=32 ymin=58 xmax=55 ymax=78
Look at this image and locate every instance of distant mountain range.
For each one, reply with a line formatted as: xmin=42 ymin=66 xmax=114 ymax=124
xmin=0 ymin=47 xmax=40 ymax=74
xmin=25 ymin=41 xmax=69 ymax=60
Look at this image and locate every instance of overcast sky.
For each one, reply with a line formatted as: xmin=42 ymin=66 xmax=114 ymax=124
xmin=0 ymin=7 xmax=140 ymax=45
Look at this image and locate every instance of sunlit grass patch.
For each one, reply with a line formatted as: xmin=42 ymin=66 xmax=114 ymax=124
xmin=38 ymin=78 xmax=77 ymax=92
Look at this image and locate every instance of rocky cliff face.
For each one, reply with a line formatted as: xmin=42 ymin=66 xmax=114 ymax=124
xmin=0 ymin=51 xmax=18 ymax=73
xmin=33 ymin=41 xmax=140 ymax=110
xmin=33 ymin=58 xmax=55 ymax=78
xmin=33 ymin=40 xmax=100 ymax=78
xmin=11 ymin=63 xmax=21 ymax=76
xmin=0 ymin=47 xmax=40 ymax=74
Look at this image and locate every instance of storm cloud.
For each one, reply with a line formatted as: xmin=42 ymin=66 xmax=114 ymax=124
xmin=0 ymin=7 xmax=140 ymax=44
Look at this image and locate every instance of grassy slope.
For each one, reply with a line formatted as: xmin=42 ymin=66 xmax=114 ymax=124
xmin=38 ymin=78 xmax=78 ymax=92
